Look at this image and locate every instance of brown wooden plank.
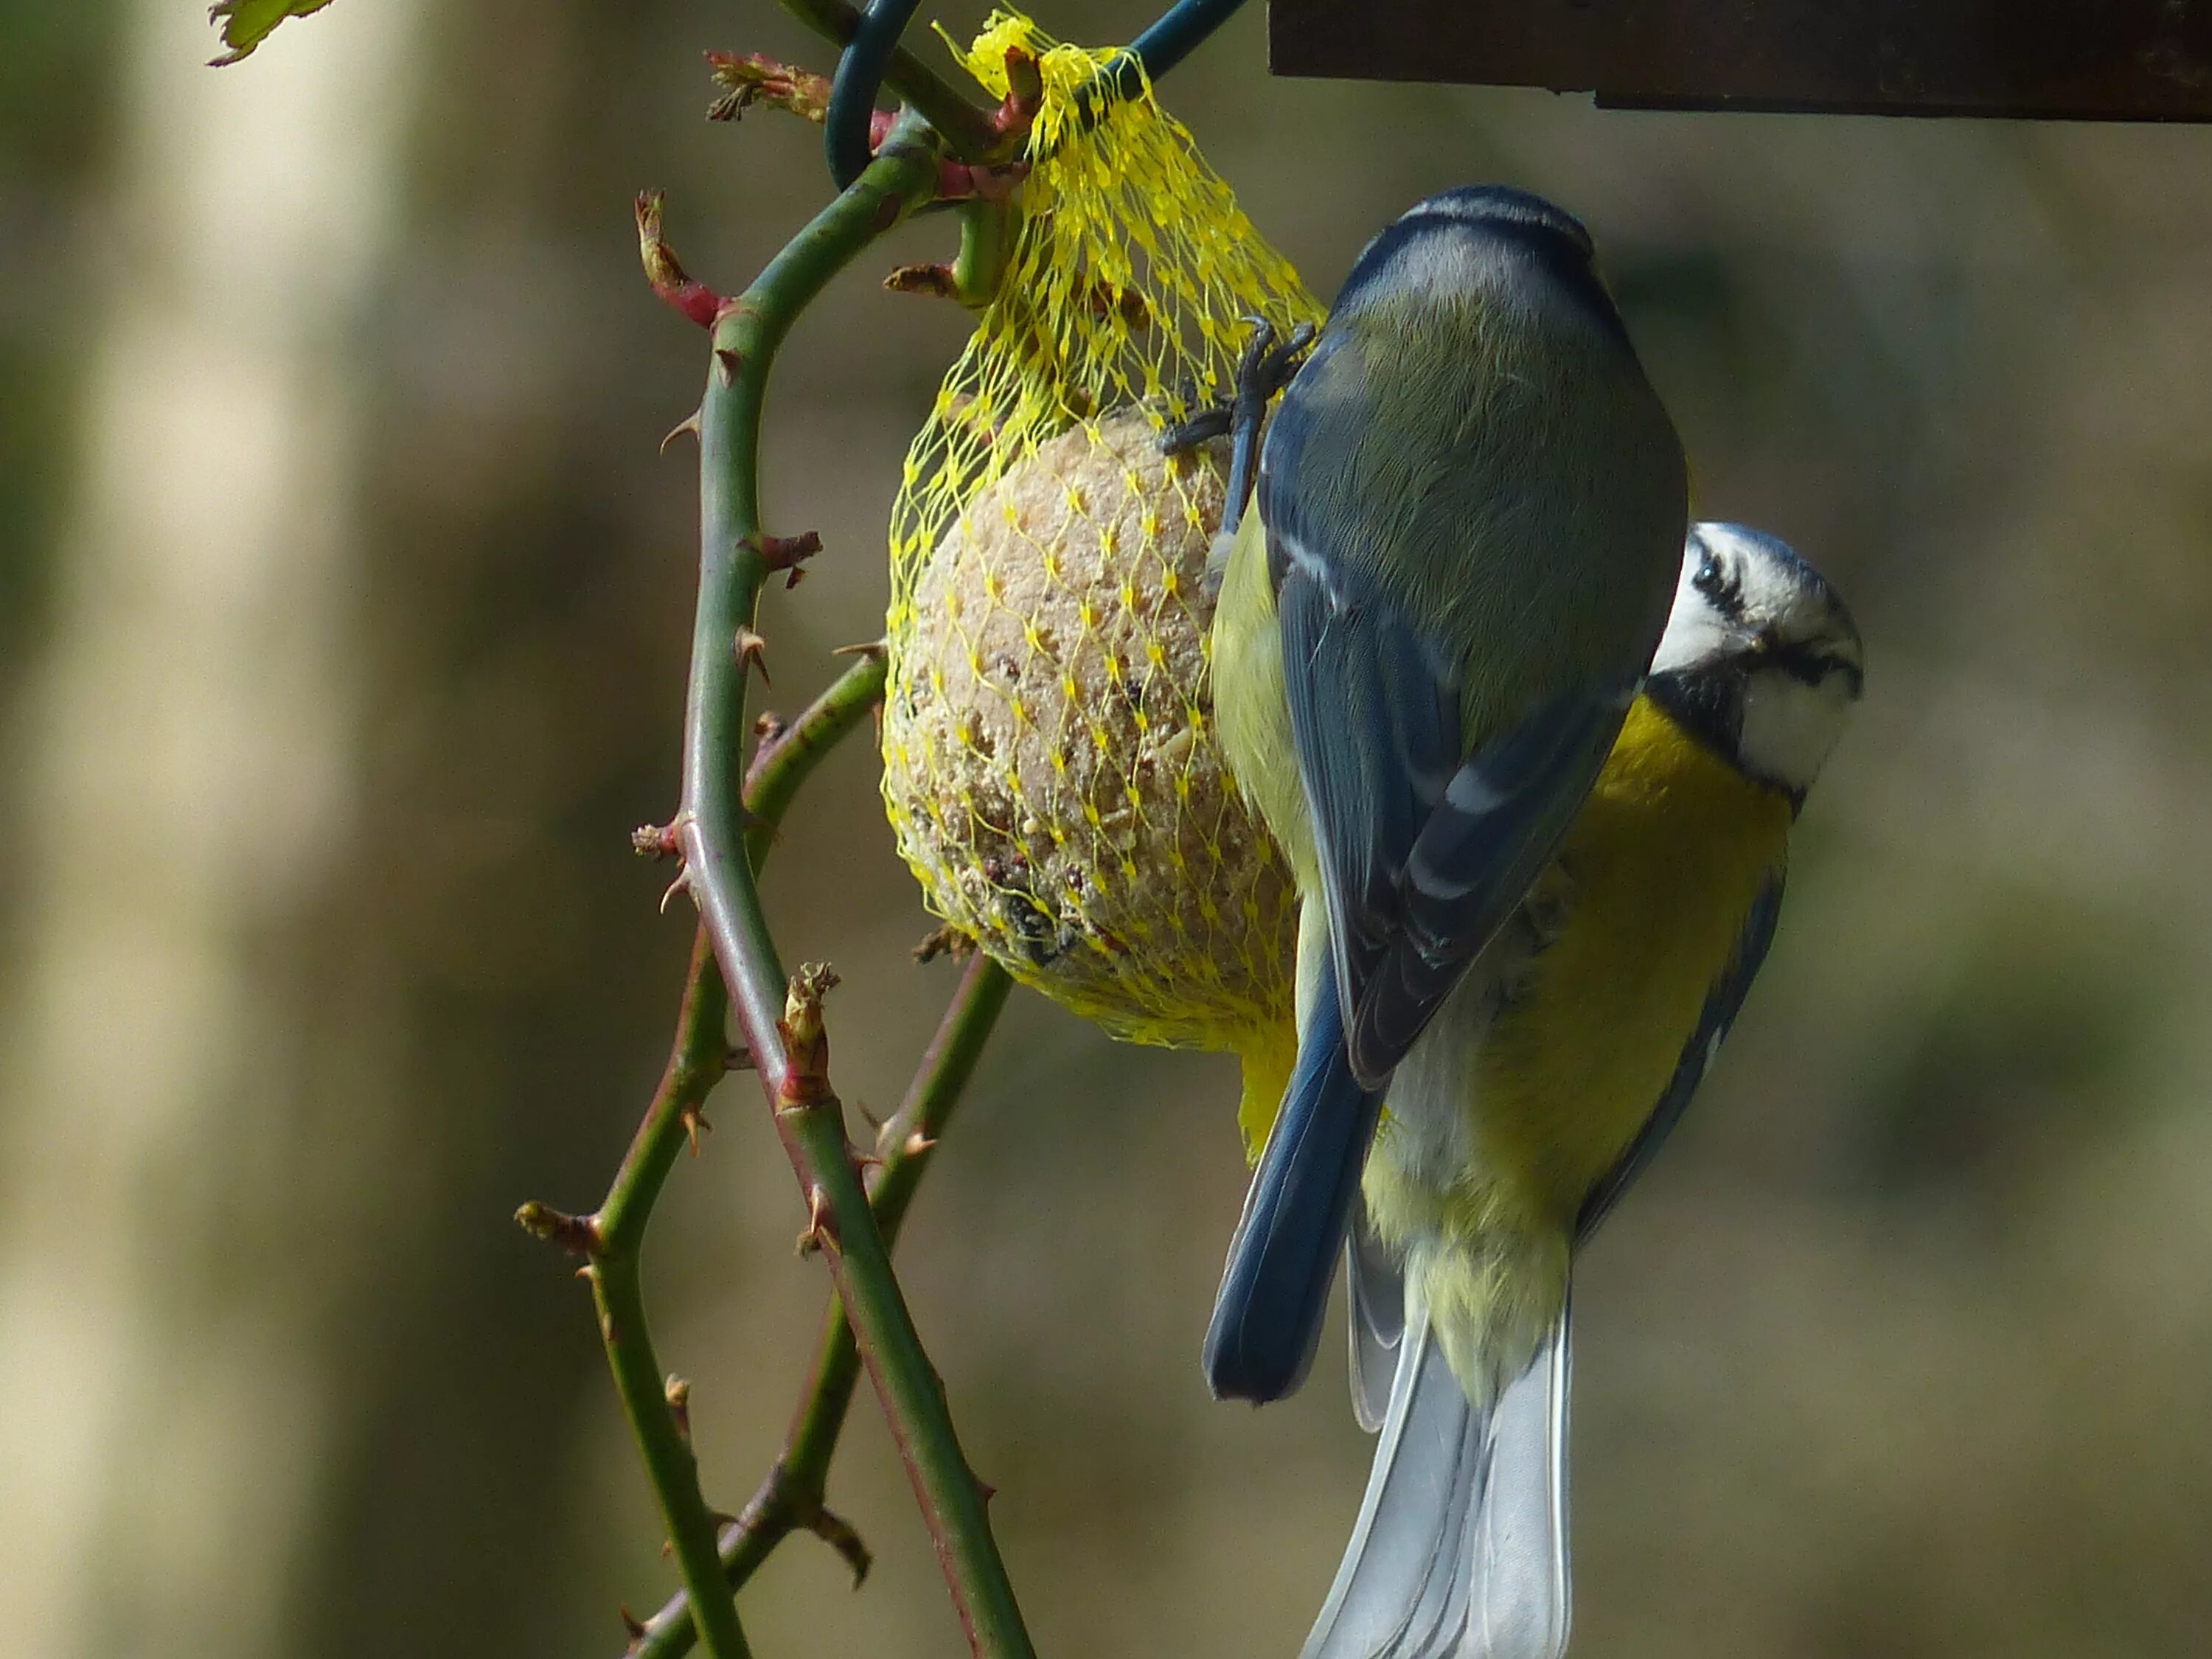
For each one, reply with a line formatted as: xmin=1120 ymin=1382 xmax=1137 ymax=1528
xmin=1267 ymin=0 xmax=2212 ymax=122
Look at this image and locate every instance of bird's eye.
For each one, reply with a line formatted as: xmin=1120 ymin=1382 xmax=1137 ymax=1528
xmin=1693 ymin=557 xmax=1722 ymax=595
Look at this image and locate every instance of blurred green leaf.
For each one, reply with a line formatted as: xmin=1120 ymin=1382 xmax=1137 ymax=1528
xmin=206 ymin=0 xmax=333 ymax=66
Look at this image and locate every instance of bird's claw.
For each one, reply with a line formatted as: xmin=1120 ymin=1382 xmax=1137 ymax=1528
xmin=1158 ymin=405 xmax=1233 ymax=455
xmin=1166 ymin=316 xmax=1317 ymax=570
xmin=1160 ymin=316 xmax=1316 ymax=462
xmin=1234 ymin=316 xmax=1317 ymax=405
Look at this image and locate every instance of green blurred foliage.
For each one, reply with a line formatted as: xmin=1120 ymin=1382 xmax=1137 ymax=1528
xmin=0 ymin=0 xmax=119 ymax=937
xmin=206 ymin=0 xmax=336 ymax=67
xmin=7 ymin=3 xmax=2212 ymax=1658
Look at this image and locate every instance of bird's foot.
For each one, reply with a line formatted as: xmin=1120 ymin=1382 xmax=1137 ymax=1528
xmin=1162 ymin=317 xmax=1316 ymax=567
xmin=1159 ymin=316 xmax=1316 ymax=462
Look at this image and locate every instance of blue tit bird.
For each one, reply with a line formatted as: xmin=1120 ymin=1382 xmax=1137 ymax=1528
xmin=1203 ymin=185 xmax=1690 ymax=1406
xmin=1265 ymin=523 xmax=1865 ymax=1659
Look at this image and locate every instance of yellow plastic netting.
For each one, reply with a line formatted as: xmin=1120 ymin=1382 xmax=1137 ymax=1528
xmin=880 ymin=13 xmax=1321 ymax=1143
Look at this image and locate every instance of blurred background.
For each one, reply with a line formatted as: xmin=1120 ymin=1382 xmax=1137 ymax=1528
xmin=6 ymin=2 xmax=2212 ymax=1655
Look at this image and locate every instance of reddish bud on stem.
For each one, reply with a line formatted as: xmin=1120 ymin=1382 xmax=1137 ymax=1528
xmin=747 ymin=529 xmax=822 ymax=588
xmin=635 ymin=192 xmax=723 ymax=330
xmin=885 ymin=262 xmax=961 ymax=300
xmin=515 ymin=1200 xmax=602 ymax=1257
xmin=705 ymin=51 xmax=835 ymax=124
xmin=991 ymin=47 xmax=1045 ymax=140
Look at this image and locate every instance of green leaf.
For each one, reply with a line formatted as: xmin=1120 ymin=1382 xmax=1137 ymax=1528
xmin=206 ymin=0 xmax=336 ymax=67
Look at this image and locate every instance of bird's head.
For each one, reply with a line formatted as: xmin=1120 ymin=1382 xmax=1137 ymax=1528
xmin=1647 ymin=523 xmax=1865 ymax=802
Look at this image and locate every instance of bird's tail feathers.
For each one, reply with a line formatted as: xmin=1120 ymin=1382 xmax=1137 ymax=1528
xmin=1346 ymin=1204 xmax=1405 ymax=1433
xmin=1300 ymin=1284 xmax=1572 ymax=1659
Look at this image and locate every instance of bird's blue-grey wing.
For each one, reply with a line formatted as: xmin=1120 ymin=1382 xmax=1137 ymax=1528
xmin=1259 ymin=332 xmax=1639 ymax=1088
xmin=1270 ymin=549 xmax=1635 ymax=1091
xmin=1204 ymin=332 xmax=1641 ymax=1402
xmin=1575 ymin=871 xmax=1787 ymax=1243
xmin=1348 ymin=675 xmax=1632 ymax=1085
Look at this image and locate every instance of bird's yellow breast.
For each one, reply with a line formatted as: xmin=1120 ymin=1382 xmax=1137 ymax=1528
xmin=1214 ymin=507 xmax=1793 ymax=1198
xmin=1211 ymin=509 xmax=1310 ymax=885
xmin=1357 ymin=698 xmax=1792 ymax=1394
xmin=1382 ymin=697 xmax=1792 ymax=1249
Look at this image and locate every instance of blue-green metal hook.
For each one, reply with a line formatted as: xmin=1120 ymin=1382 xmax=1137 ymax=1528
xmin=825 ymin=0 xmax=1251 ymax=188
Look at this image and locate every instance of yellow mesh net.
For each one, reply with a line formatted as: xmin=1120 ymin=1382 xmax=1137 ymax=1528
xmin=880 ymin=13 xmax=1321 ymax=1140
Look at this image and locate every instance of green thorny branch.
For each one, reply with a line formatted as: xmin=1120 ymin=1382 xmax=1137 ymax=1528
xmin=528 ymin=119 xmax=1035 ymax=1659
xmin=523 ymin=123 xmax=1032 ymax=1659
xmin=520 ymin=16 xmax=1035 ymax=1657
xmin=516 ymin=653 xmax=907 ymax=1659
xmin=628 ymin=949 xmax=1014 ymax=1659
xmin=243 ymin=1 xmax=1203 ymax=1655
xmin=675 ymin=110 xmax=1035 ymax=1659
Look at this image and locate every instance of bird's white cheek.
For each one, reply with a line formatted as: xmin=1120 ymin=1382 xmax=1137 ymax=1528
xmin=1649 ymin=598 xmax=1729 ymax=675
xmin=1739 ymin=673 xmax=1850 ymax=793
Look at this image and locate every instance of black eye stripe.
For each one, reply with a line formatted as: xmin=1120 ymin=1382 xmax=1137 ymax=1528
xmin=1693 ymin=555 xmax=1745 ymax=617
xmin=1761 ymin=641 xmax=1863 ymax=693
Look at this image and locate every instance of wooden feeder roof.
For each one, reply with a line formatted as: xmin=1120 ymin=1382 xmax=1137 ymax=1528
xmin=1267 ymin=1 xmax=2212 ymax=122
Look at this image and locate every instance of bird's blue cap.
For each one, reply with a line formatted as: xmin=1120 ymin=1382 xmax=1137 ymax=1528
xmin=1333 ymin=184 xmax=1619 ymax=347
xmin=1397 ymin=185 xmax=1596 ymax=260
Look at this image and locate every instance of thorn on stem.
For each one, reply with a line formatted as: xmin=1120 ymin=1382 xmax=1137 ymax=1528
xmin=620 ymin=1604 xmax=649 ymax=1646
xmin=795 ymin=1183 xmax=836 ymax=1256
xmin=635 ymin=191 xmax=724 ymax=330
xmin=975 ymin=1474 xmax=998 ymax=1504
xmin=808 ymin=1504 xmax=874 ymax=1588
xmin=850 ymin=1096 xmax=884 ymax=1133
xmin=832 ymin=639 xmax=888 ymax=663
xmin=715 ymin=347 xmax=743 ymax=386
xmin=515 ymin=1200 xmax=602 ymax=1257
xmin=681 ymin=1104 xmax=712 ymax=1156
xmin=902 ymin=1130 xmax=938 ymax=1160
xmin=665 ymin=1374 xmax=692 ymax=1441
xmin=659 ymin=867 xmax=693 ymax=915
xmin=659 ymin=411 xmax=702 ymax=453
xmin=734 ymin=627 xmax=771 ymax=687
